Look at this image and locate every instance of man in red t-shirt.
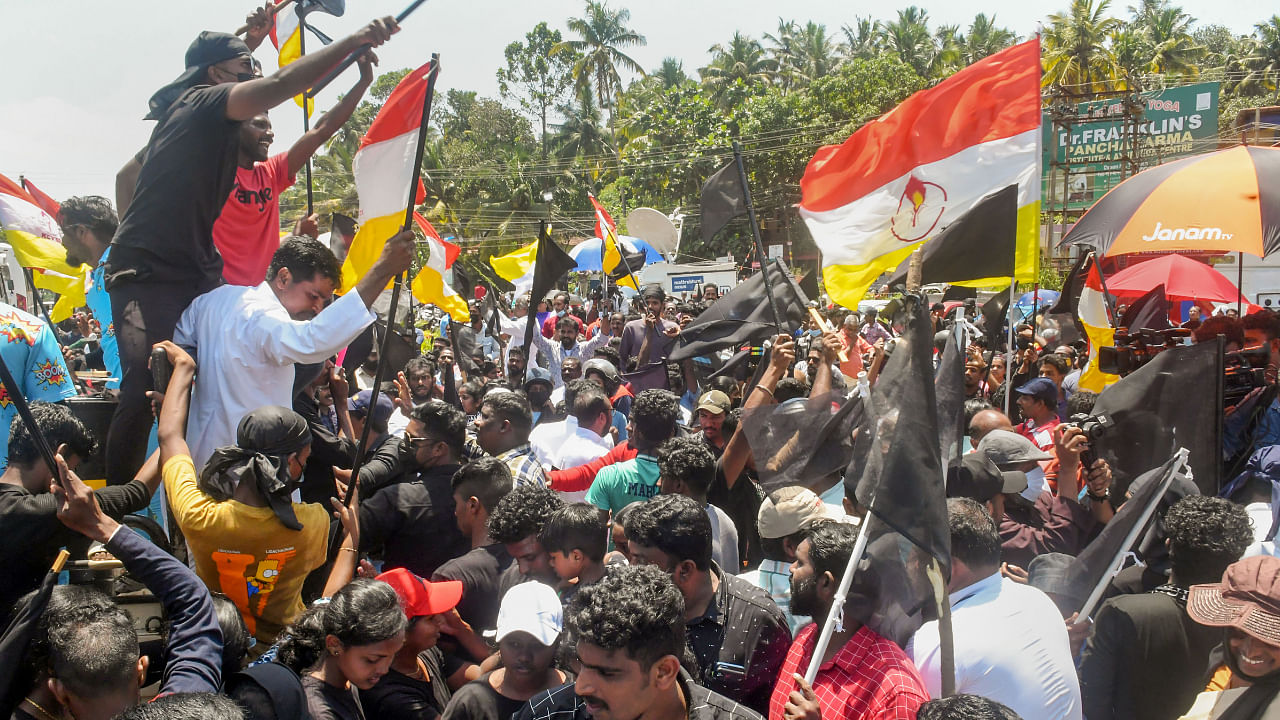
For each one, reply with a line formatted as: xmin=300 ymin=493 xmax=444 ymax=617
xmin=212 ymin=52 xmax=377 ymax=286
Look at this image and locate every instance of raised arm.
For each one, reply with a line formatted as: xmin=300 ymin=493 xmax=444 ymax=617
xmin=225 ymin=17 xmax=398 ymax=122
xmin=155 ymin=341 xmax=197 ymax=466
xmin=719 ymin=335 xmax=794 ymax=490
xmin=810 ymin=331 xmax=840 ymax=398
xmin=286 ymin=50 xmax=377 ymax=177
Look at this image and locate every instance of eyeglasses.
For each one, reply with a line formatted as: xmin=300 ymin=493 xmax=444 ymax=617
xmin=403 ymin=433 xmax=442 ymax=448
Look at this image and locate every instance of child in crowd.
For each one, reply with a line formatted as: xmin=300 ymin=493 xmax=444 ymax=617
xmin=540 ymin=502 xmax=609 ymax=604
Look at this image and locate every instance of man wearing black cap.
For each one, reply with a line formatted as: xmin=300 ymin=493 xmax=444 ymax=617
xmin=619 ymin=284 xmax=680 ymax=392
xmin=104 ymin=17 xmax=400 ymax=488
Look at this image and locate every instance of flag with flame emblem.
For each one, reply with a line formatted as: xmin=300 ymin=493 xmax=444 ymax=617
xmin=800 ymin=39 xmax=1041 ymax=308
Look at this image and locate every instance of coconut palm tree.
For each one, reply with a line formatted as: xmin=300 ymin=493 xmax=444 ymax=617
xmin=553 ymin=1 xmax=647 ymax=111
xmin=882 ymin=7 xmax=937 ymax=78
xmin=1042 ymin=0 xmax=1124 ymax=91
xmin=653 ymin=57 xmax=690 ymax=90
xmin=699 ymin=32 xmax=777 ymax=106
xmin=791 ymin=22 xmax=838 ymax=85
xmin=841 ymin=17 xmax=881 ymax=61
xmin=1135 ymin=3 xmax=1204 ymax=76
xmin=961 ymin=14 xmax=1018 ymax=64
xmin=1241 ymin=15 xmax=1280 ymax=93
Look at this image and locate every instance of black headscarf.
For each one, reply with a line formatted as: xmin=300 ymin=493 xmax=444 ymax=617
xmin=225 ymin=662 xmax=313 ymax=720
xmin=201 ymin=406 xmax=313 ymax=531
xmin=146 ymin=31 xmax=251 ymax=121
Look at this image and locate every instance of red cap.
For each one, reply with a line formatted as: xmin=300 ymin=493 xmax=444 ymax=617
xmin=376 ymin=568 xmax=463 ymax=618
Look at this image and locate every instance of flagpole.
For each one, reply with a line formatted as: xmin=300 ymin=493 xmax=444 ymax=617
xmin=0 ymin=351 xmax=59 ymax=480
xmin=299 ymin=14 xmax=314 ymax=217
xmin=731 ymin=140 xmax=784 ymax=333
xmin=1074 ymin=448 xmax=1188 ymax=623
xmin=336 ymin=55 xmax=439 ymax=525
xmin=1003 ymin=282 xmax=1016 ymax=416
xmin=307 ymin=0 xmax=432 ymax=97
xmin=804 ymin=509 xmax=872 ymax=685
xmin=1091 ymin=252 xmax=1117 ymax=324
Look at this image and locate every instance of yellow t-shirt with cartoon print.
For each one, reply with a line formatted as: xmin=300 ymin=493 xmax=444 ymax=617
xmin=163 ymin=455 xmax=328 ymax=644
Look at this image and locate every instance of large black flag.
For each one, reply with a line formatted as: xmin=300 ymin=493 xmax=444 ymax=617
xmin=979 ymin=287 xmax=1010 ymax=348
xmin=1048 ymin=251 xmax=1092 ymax=316
xmin=701 ymin=160 xmax=745 ymax=242
xmin=741 ymin=391 xmax=868 ymax=494
xmin=885 ymin=185 xmax=1018 ymax=287
xmin=847 ymin=297 xmax=951 ymax=647
xmin=1089 ymin=340 xmax=1222 ymax=495
xmin=669 ymin=260 xmax=808 ymax=362
xmin=0 ymin=551 xmax=65 ymax=719
xmin=523 ymin=222 xmax=577 ymax=352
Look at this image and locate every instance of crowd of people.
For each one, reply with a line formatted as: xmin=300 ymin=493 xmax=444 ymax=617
xmin=11 ymin=6 xmax=1280 ymax=720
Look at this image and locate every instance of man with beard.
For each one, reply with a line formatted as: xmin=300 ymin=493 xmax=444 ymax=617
xmin=212 ymin=52 xmax=375 ymax=287
xmin=356 ymin=400 xmax=471 ymax=579
xmin=507 ymin=346 xmax=529 ymax=384
xmin=964 ymin=353 xmax=988 ymax=400
xmin=770 ymin=522 xmax=929 ymax=720
xmin=532 ymin=314 xmax=610 ymax=389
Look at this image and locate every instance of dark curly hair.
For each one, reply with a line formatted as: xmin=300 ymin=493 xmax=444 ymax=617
xmin=482 ymin=391 xmax=534 ymax=437
xmin=625 ymin=493 xmax=712 ymax=571
xmin=276 ymin=579 xmax=406 ymax=673
xmin=948 ymin=497 xmax=1001 ymax=571
xmin=116 ymin=692 xmax=245 ymax=720
xmin=568 ymin=564 xmax=685 ymax=671
xmin=410 ymin=399 xmax=467 ymax=458
xmin=917 ymin=694 xmax=1021 ymax=720
xmin=1193 ymin=315 xmax=1245 ymax=348
xmin=805 ymin=521 xmax=859 ymax=582
xmin=56 ymin=195 xmax=118 ymax=242
xmin=1166 ymin=495 xmax=1254 ymax=585
xmin=631 ymin=390 xmax=679 ymax=452
xmin=266 ymin=236 xmax=342 ymax=290
xmin=9 ymin=402 xmax=94 ymax=469
xmin=487 ymin=483 xmax=563 ymax=544
xmin=656 ymin=437 xmax=715 ymax=498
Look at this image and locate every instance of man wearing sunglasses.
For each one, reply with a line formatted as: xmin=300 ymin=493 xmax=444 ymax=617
xmin=357 ymin=399 xmax=471 ymax=579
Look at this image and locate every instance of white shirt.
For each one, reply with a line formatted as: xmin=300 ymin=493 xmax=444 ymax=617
xmin=706 ymin=503 xmax=740 ymax=572
xmin=175 ymin=283 xmax=376 ymax=470
xmin=531 ymin=330 xmax=611 ymax=388
xmin=529 ymin=416 xmax=613 ymax=501
xmin=908 ymin=572 xmax=1082 ymax=720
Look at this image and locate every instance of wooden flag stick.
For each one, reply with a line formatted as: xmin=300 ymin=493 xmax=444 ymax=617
xmin=807 ymin=307 xmax=849 ymax=363
xmin=234 ymin=0 xmax=296 ymax=36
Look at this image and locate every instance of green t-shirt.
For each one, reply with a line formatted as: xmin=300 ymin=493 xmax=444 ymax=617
xmin=585 ymin=455 xmax=660 ymax=513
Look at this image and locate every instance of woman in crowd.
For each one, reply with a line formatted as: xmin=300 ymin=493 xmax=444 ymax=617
xmin=277 ymin=578 xmax=407 ymax=720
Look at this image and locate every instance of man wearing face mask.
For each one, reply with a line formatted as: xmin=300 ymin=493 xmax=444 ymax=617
xmin=156 ymin=341 xmax=327 ymax=646
xmin=356 ymin=400 xmax=472 ymax=579
xmin=540 ymin=291 xmax=583 ymax=339
xmin=106 ymin=17 xmax=401 ymax=489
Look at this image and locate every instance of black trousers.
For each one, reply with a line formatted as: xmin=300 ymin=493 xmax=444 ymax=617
xmin=105 ymin=278 xmax=215 ymax=484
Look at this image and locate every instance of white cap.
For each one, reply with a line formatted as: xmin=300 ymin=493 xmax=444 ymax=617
xmin=495 ymin=582 xmax=562 ymax=646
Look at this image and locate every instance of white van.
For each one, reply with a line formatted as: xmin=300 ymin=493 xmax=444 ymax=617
xmin=0 ymin=243 xmax=36 ymax=312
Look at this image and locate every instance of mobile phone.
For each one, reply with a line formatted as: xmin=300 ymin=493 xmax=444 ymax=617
xmin=151 ymin=346 xmax=172 ymax=393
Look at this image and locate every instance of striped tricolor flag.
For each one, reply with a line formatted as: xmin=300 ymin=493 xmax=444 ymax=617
xmin=800 ymin=38 xmax=1042 ymax=308
xmin=269 ymin=4 xmax=311 ymax=114
xmin=0 ymin=174 xmax=87 ymax=321
xmin=1078 ymin=260 xmax=1119 ymax=392
xmin=588 ymin=193 xmax=637 ymax=289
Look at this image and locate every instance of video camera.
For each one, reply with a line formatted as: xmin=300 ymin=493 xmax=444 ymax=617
xmin=1097 ymin=327 xmax=1192 ymax=376
xmin=1063 ymin=412 xmax=1115 ymax=469
xmin=1224 ymin=346 xmax=1272 ymax=407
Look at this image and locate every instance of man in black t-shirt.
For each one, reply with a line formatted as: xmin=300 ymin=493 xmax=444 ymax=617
xmin=103 ymin=18 xmax=399 ymax=486
xmin=434 ymin=457 xmax=518 ymax=632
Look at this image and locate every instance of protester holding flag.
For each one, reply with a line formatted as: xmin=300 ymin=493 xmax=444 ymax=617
xmin=174 ymin=233 xmax=412 ymax=470
xmin=213 ymin=50 xmax=380 ymax=287
xmin=104 ymin=15 xmax=402 ymax=489
xmin=619 ymin=285 xmax=680 ymax=392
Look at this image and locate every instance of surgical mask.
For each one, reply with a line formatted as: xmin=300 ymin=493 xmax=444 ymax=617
xmin=808 ymin=329 xmax=821 ymax=337
xmin=528 ymin=389 xmax=551 ymax=407
xmin=1021 ymin=466 xmax=1047 ymax=502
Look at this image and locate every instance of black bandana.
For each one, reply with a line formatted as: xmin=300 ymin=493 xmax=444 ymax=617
xmin=200 ymin=406 xmax=313 ymax=530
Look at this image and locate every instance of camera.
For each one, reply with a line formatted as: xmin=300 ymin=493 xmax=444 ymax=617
xmin=1224 ymin=347 xmax=1271 ymax=407
xmin=1064 ymin=412 xmax=1115 ymax=469
xmin=1097 ymin=327 xmax=1191 ymax=376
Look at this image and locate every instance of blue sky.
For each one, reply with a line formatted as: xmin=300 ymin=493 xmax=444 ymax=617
xmin=1 ymin=0 xmax=1268 ymax=202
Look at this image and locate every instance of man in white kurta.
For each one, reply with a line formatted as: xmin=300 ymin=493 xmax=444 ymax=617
xmin=175 ymin=234 xmax=413 ymax=470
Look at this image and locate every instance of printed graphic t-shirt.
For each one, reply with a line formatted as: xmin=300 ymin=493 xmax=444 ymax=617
xmin=163 ymin=454 xmax=328 ymax=644
xmin=213 ymin=152 xmax=297 ymax=286
xmin=0 ymin=304 xmax=76 ymax=469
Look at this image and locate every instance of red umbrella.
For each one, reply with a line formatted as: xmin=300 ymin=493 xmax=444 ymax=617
xmin=1104 ymin=254 xmax=1246 ymax=303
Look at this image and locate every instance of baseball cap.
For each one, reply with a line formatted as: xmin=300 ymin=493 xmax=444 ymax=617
xmin=376 ymin=568 xmax=463 ymax=619
xmin=945 ymin=454 xmax=1026 ymax=502
xmin=976 ymin=429 xmax=1052 ymax=469
xmin=524 ymin=366 xmax=554 ymax=389
xmin=495 ymin=581 xmax=562 ymax=646
xmin=757 ymin=486 xmax=839 ymax=539
xmin=147 ymin=32 xmax=252 ymax=120
xmin=348 ymin=390 xmax=393 ymax=425
xmin=696 ymin=390 xmax=732 ymax=416
xmin=1015 ymin=376 xmax=1058 ymax=405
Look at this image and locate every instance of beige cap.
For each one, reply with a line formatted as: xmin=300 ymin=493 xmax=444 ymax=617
xmin=757 ymin=486 xmax=839 ymax=539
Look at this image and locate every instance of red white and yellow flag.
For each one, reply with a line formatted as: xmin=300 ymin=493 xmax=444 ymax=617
xmin=0 ymin=173 xmax=87 ymax=321
xmin=800 ymin=39 xmax=1042 ymax=308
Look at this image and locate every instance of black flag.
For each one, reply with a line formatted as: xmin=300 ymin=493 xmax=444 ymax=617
xmin=669 ymin=260 xmax=808 ymax=362
xmin=0 ymin=552 xmax=65 ymax=718
xmin=935 ymin=322 xmax=966 ymax=471
xmin=523 ymin=222 xmax=577 ymax=352
xmin=741 ymin=391 xmax=868 ymax=494
xmin=979 ymin=287 xmax=1010 ymax=348
xmin=1118 ymin=284 xmax=1172 ymax=331
xmin=885 ymin=185 xmax=1018 ymax=287
xmin=848 ymin=297 xmax=951 ymax=647
xmin=701 ymin=160 xmax=745 ymax=242
xmin=1049 ymin=251 xmax=1092 ymax=316
xmin=1089 ymin=340 xmax=1222 ymax=494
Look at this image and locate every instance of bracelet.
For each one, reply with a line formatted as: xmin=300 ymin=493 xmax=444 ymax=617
xmin=756 ymin=386 xmax=775 ymax=398
xmin=339 ymin=547 xmax=359 ymax=554
xmin=1086 ymin=489 xmax=1109 ymax=502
